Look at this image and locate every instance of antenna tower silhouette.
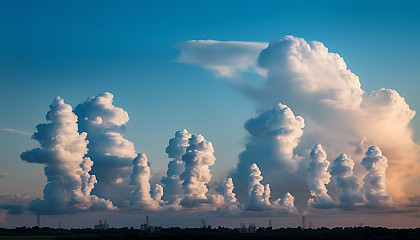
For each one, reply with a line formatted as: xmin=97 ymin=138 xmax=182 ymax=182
xmin=35 ymin=214 xmax=40 ymax=227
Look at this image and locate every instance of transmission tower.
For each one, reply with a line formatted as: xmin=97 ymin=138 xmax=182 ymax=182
xmin=35 ymin=214 xmax=40 ymax=227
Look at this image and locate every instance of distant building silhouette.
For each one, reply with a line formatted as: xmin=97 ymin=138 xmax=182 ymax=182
xmin=200 ymin=218 xmax=207 ymax=228
xmin=248 ymin=223 xmax=256 ymax=233
xmin=239 ymin=223 xmax=256 ymax=233
xmin=301 ymin=216 xmax=306 ymax=229
xmin=95 ymin=219 xmax=109 ymax=230
xmin=239 ymin=223 xmax=246 ymax=232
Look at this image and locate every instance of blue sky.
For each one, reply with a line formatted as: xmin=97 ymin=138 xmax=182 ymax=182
xmin=1 ymin=0 xmax=420 ymax=228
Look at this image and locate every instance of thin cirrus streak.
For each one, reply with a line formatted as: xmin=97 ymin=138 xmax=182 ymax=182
xmin=0 ymin=129 xmax=32 ymax=136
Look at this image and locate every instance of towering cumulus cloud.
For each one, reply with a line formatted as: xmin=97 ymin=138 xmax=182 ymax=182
xmin=307 ymin=145 xmax=335 ymax=209
xmin=330 ymin=153 xmax=363 ymax=209
xmin=130 ymin=153 xmax=163 ymax=210
xmin=246 ymin=163 xmax=296 ymax=212
xmin=178 ymin=36 xmax=420 ymax=204
xmin=217 ymin=178 xmax=241 ymax=213
xmin=161 ymin=129 xmax=191 ymax=203
xmin=230 ymin=103 xmax=306 ymax=206
xmin=74 ymin=92 xmax=137 ymax=206
xmin=246 ymin=163 xmax=271 ymax=211
xmin=179 ymin=134 xmax=222 ymax=208
xmin=21 ymin=97 xmax=115 ymax=214
xmin=361 ymin=146 xmax=392 ymax=208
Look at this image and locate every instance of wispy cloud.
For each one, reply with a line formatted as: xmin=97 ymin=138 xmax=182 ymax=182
xmin=0 ymin=128 xmax=32 ymax=136
xmin=175 ymin=40 xmax=268 ymax=78
xmin=0 ymin=171 xmax=10 ymax=178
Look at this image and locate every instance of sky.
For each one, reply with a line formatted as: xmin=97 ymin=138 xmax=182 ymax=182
xmin=1 ymin=0 xmax=420 ymax=229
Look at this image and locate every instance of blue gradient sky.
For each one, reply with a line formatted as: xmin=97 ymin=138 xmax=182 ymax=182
xmin=1 ymin=0 xmax=420 ymax=227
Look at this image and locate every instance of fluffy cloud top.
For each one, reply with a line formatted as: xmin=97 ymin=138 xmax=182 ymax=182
xmin=306 ymin=144 xmax=335 ymax=209
xmin=246 ymin=163 xmax=270 ymax=211
xmin=258 ymin=36 xmax=364 ymax=110
xmin=161 ymin=129 xmax=191 ymax=203
xmin=361 ymin=146 xmax=393 ymax=208
xmin=330 ymin=153 xmax=363 ymax=209
xmin=179 ymin=134 xmax=223 ymax=209
xmin=21 ymin=97 xmax=115 ymax=214
xmin=246 ymin=163 xmax=296 ymax=212
xmin=230 ymin=103 xmax=306 ymax=206
xmin=74 ymin=92 xmax=137 ymax=206
xmin=218 ymin=178 xmax=241 ymax=213
xmin=130 ymin=153 xmax=163 ymax=210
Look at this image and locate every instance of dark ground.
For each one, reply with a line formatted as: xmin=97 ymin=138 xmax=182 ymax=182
xmin=1 ymin=226 xmax=420 ymax=240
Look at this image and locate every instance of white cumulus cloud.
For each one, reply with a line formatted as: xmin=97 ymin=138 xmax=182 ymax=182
xmin=130 ymin=153 xmax=163 ymax=210
xmin=179 ymin=134 xmax=223 ymax=209
xmin=307 ymin=144 xmax=336 ymax=209
xmin=161 ymin=129 xmax=191 ymax=203
xmin=178 ymin=35 xmax=420 ymax=206
xmin=361 ymin=146 xmax=393 ymax=208
xmin=74 ymin=92 xmax=137 ymax=207
xmin=230 ymin=103 xmax=306 ymax=207
xmin=330 ymin=153 xmax=364 ymax=210
xmin=21 ymin=97 xmax=115 ymax=214
xmin=246 ymin=163 xmax=296 ymax=212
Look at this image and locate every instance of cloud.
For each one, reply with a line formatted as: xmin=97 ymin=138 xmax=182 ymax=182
xmin=74 ymin=92 xmax=137 ymax=207
xmin=0 ymin=194 xmax=31 ymax=216
xmin=246 ymin=163 xmax=271 ymax=211
xmin=330 ymin=153 xmax=364 ymax=210
xmin=161 ymin=129 xmax=191 ymax=203
xmin=307 ymin=144 xmax=336 ymax=209
xmin=359 ymin=88 xmax=419 ymax=200
xmin=407 ymin=195 xmax=420 ymax=207
xmin=12 ymin=33 xmax=420 ymax=216
xmin=175 ymin=40 xmax=268 ymax=78
xmin=257 ymin=36 xmax=364 ymax=110
xmin=129 ymin=153 xmax=163 ymax=210
xmin=218 ymin=178 xmax=241 ymax=213
xmin=361 ymin=146 xmax=393 ymax=208
xmin=230 ymin=103 xmax=307 ymax=207
xmin=0 ymin=171 xmax=9 ymax=178
xmin=20 ymin=97 xmax=115 ymax=214
xmin=246 ymin=163 xmax=296 ymax=213
xmin=179 ymin=134 xmax=223 ymax=209
xmin=272 ymin=192 xmax=296 ymax=213
xmin=179 ymin=35 xmax=420 ymax=206
xmin=0 ymin=204 xmax=25 ymax=215
xmin=0 ymin=129 xmax=32 ymax=136
xmin=0 ymin=194 xmax=32 ymax=203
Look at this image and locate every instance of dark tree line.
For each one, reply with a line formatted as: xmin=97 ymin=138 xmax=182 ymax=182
xmin=1 ymin=226 xmax=420 ymax=240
